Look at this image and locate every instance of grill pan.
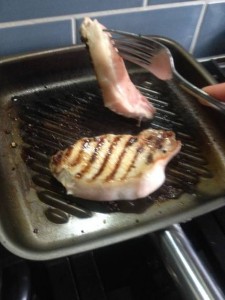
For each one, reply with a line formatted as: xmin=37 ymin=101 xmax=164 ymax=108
xmin=0 ymin=38 xmax=225 ymax=260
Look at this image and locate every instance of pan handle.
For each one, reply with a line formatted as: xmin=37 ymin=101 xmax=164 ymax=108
xmin=152 ymin=224 xmax=225 ymax=300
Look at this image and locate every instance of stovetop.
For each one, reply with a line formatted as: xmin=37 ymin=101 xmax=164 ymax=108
xmin=1 ymin=55 xmax=225 ymax=300
xmin=198 ymin=56 xmax=225 ymax=83
xmin=0 ymin=235 xmax=182 ymax=300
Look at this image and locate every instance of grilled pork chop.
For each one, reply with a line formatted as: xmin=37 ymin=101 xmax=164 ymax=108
xmin=50 ymin=129 xmax=181 ymax=201
xmin=80 ymin=17 xmax=155 ymax=121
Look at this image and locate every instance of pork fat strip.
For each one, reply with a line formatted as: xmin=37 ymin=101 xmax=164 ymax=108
xmin=80 ymin=17 xmax=155 ymax=121
xmin=50 ymin=129 xmax=181 ymax=201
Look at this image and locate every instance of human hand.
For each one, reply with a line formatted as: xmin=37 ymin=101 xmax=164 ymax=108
xmin=203 ymin=83 xmax=225 ymax=102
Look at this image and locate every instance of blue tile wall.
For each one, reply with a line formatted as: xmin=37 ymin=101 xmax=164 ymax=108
xmin=0 ymin=21 xmax=72 ymax=57
xmin=76 ymin=5 xmax=202 ymax=50
xmin=0 ymin=0 xmax=143 ymax=22
xmin=0 ymin=1 xmax=225 ymax=58
xmin=194 ymin=2 xmax=225 ymax=57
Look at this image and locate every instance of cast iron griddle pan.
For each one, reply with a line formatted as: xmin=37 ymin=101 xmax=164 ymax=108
xmin=0 ymin=38 xmax=225 ymax=260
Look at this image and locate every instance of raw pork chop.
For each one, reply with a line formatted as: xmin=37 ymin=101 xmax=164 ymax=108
xmin=80 ymin=17 xmax=155 ymax=121
xmin=50 ymin=129 xmax=181 ymax=201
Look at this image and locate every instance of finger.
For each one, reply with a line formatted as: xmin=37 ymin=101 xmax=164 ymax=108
xmin=203 ymin=83 xmax=225 ymax=102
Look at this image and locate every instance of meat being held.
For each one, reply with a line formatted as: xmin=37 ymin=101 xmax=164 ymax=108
xmin=50 ymin=129 xmax=181 ymax=201
xmin=80 ymin=17 xmax=155 ymax=121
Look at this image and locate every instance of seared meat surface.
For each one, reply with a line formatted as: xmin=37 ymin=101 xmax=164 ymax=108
xmin=50 ymin=129 xmax=181 ymax=201
xmin=80 ymin=17 xmax=155 ymax=121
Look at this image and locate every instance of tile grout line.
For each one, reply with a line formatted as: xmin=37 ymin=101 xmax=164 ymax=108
xmin=0 ymin=1 xmax=204 ymax=29
xmin=204 ymin=0 xmax=225 ymax=3
xmin=189 ymin=2 xmax=207 ymax=54
xmin=71 ymin=18 xmax=76 ymax=44
xmin=142 ymin=0 xmax=148 ymax=7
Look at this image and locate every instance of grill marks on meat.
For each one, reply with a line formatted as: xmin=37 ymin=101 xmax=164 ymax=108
xmin=50 ymin=129 xmax=181 ymax=201
xmin=80 ymin=17 xmax=155 ymax=121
